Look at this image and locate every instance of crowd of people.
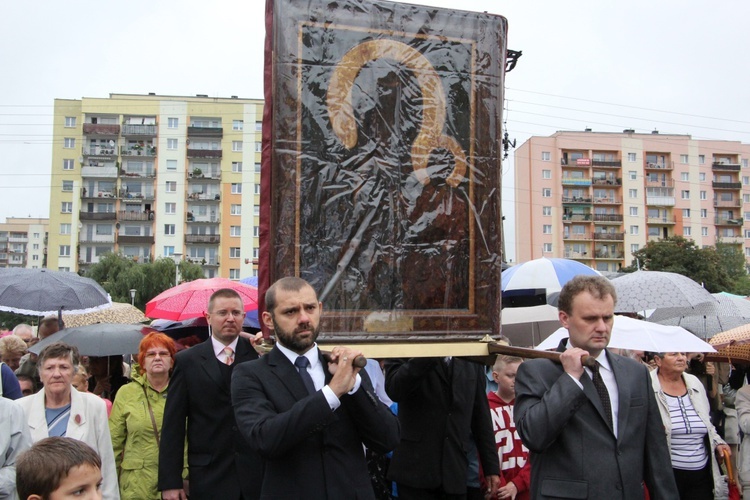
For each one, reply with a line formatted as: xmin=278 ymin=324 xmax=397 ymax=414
xmin=0 ymin=275 xmax=748 ymax=499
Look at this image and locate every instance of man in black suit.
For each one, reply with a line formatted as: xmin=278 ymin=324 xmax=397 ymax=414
xmin=514 ymin=275 xmax=678 ymax=499
xmin=384 ymin=356 xmax=500 ymax=499
xmin=232 ymin=277 xmax=400 ymax=498
xmin=158 ymin=288 xmax=263 ymax=500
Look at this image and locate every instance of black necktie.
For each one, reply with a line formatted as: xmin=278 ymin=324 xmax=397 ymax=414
xmin=294 ymin=356 xmax=316 ymax=395
xmin=591 ymin=362 xmax=613 ymax=427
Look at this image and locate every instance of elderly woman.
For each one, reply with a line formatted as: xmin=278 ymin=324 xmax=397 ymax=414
xmin=16 ymin=341 xmax=119 ymax=499
xmin=651 ymin=352 xmax=729 ymax=499
xmin=109 ymin=332 xmax=179 ymax=500
xmin=0 ymin=334 xmax=27 ymax=372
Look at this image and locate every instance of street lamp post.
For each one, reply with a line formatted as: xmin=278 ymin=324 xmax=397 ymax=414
xmin=172 ymin=252 xmax=183 ymax=287
xmin=129 ymin=289 xmax=136 ymax=306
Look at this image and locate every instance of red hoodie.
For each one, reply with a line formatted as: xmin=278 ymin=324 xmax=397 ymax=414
xmin=486 ymin=391 xmax=531 ymax=500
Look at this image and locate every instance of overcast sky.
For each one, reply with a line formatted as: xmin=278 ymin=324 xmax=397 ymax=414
xmin=1 ymin=0 xmax=748 ymax=262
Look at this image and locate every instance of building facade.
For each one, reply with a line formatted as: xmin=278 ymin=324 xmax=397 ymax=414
xmin=514 ymin=130 xmax=750 ymax=272
xmin=0 ymin=218 xmax=49 ymax=269
xmin=48 ymin=93 xmax=263 ymax=278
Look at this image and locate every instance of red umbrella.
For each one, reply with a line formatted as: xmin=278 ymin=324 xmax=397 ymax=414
xmin=145 ymin=278 xmax=258 ymax=321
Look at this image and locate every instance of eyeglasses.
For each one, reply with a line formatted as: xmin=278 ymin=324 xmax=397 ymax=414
xmin=144 ymin=351 xmax=171 ymax=359
xmin=212 ymin=310 xmax=244 ymax=319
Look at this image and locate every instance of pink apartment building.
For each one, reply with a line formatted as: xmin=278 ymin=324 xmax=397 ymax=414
xmin=514 ymin=130 xmax=750 ymax=272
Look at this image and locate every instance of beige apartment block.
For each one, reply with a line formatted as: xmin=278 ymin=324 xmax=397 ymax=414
xmin=514 ymin=130 xmax=750 ymax=272
xmin=48 ymin=94 xmax=263 ymax=278
xmin=0 ymin=218 xmax=49 ymax=269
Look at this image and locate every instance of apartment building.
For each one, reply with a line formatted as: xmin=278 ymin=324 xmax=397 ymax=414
xmin=0 ymin=218 xmax=49 ymax=269
xmin=48 ymin=93 xmax=263 ymax=278
xmin=514 ymin=130 xmax=750 ymax=272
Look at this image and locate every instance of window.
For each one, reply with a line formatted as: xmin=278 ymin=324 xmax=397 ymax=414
xmin=630 ymin=207 xmax=638 ymax=216
xmin=164 ymin=224 xmax=175 ymax=235
xmin=254 ymin=184 xmax=261 ymax=195
xmin=230 ymin=226 xmax=241 ymax=236
xmin=542 ymin=169 xmax=551 ymax=179
xmin=166 ymin=181 xmax=176 ymax=192
xmin=699 ymin=155 xmax=705 ymax=165
xmin=64 ymin=116 xmax=76 ymax=127
xmin=233 ymin=120 xmax=244 ymax=131
xmin=682 ymin=209 xmax=690 ymax=218
xmin=543 ymin=243 xmax=552 ymax=253
xmin=543 ymin=206 xmax=552 ymax=216
xmin=253 ymin=226 xmax=260 ymax=237
xmin=746 ymin=247 xmax=750 ymax=257
xmin=62 ymin=180 xmax=73 ymax=192
xmin=681 ymin=172 xmax=689 ymax=181
xmin=229 ymin=269 xmax=240 ymax=280
xmin=231 ymin=204 xmax=242 ymax=215
xmin=59 ymin=245 xmax=71 ymax=257
xmin=628 ymin=189 xmax=637 ymax=198
xmin=743 ymin=159 xmax=749 ymax=168
xmin=629 ymin=171 xmax=637 ymax=181
xmin=253 ymin=248 xmax=259 ymax=259
xmin=699 ymin=173 xmax=706 ymax=182
xmin=96 ymin=224 xmax=112 ymax=235
xmin=226 ymin=161 xmax=241 ymax=174
xmin=32 ymin=255 xmax=39 ymax=261
xmin=701 ymin=209 xmax=708 ymax=218
xmin=231 ymin=183 xmax=242 ymax=194
xmin=165 ymin=202 xmax=176 ymax=214
xmin=60 ymin=223 xmax=71 ymax=234
xmin=631 ymin=244 xmax=639 ymax=253
xmin=164 ymin=246 xmax=175 ymax=257
xmin=231 ymin=141 xmax=242 ymax=152
xmin=745 ymin=194 xmax=750 ymax=203
xmin=630 ymin=225 xmax=639 ymax=235
xmin=61 ymin=202 xmax=72 ymax=213
xmin=681 ymin=190 xmax=690 ymax=199
xmin=63 ymin=159 xmax=74 ymax=170
xmin=744 ymin=176 xmax=750 ymax=186
xmin=541 ymin=152 xmax=551 ymax=161
xmin=700 ymin=191 xmax=707 ymax=200
xmin=230 ymin=247 xmax=241 ymax=258
xmin=166 ymin=160 xmax=177 ymax=171
xmin=542 ymin=188 xmax=551 ymax=198
xmin=33 ymin=243 xmax=39 ymax=250
xmin=253 ymin=205 xmax=260 ymax=216
xmin=58 ymin=267 xmax=71 ymax=272
xmin=627 ymin=153 xmax=636 ymax=162
xmin=543 ymin=225 xmax=552 ymax=234
xmin=680 ymin=154 xmax=689 ymax=164
xmin=683 ymin=227 xmax=691 ymax=236
xmin=168 ymin=118 xmax=178 ymax=128
xmin=746 ymin=230 xmax=750 ymax=239
xmin=255 ymin=142 xmax=262 ymax=152
xmin=167 ymin=138 xmax=177 ymax=150
xmin=702 ymin=227 xmax=708 ymax=236
xmin=64 ymin=138 xmax=75 ymax=149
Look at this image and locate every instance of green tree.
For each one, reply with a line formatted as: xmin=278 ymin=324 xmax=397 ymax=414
xmin=624 ymin=236 xmax=737 ymax=293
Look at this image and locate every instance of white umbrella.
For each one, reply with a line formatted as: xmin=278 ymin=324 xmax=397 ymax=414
xmin=611 ymin=270 xmax=716 ymax=313
xmin=501 ymin=305 xmax=561 ymax=347
xmin=648 ymin=294 xmax=750 ymax=339
xmin=535 ymin=315 xmax=716 ymax=353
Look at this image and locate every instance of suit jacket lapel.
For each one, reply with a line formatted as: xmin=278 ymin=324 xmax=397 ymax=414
xmin=608 ymin=351 xmax=631 ymax=443
xmin=580 ymin=365 xmax=613 ymax=434
xmin=268 ymin=347 xmax=311 ymax=401
xmin=234 ymin=337 xmax=257 ymax=363
xmin=197 ymin=339 xmax=225 ymax=393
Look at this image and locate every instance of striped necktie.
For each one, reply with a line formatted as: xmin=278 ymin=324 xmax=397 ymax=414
xmin=223 ymin=347 xmax=234 ymax=365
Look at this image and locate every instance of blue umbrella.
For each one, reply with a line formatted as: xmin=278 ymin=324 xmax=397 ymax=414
xmin=502 ymin=258 xmax=600 ymax=294
xmin=239 ymin=277 xmax=260 ymax=328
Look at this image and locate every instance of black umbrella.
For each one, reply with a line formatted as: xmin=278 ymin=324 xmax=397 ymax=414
xmin=29 ymin=323 xmax=153 ymax=357
xmin=0 ymin=268 xmax=111 ymax=316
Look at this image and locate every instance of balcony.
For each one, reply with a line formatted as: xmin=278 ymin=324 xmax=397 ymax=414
xmin=645 ymin=179 xmax=674 ymax=188
xmin=564 ymin=251 xmax=590 ymax=259
xmin=118 ymin=235 xmax=155 ymax=245
xmin=562 ymin=196 xmax=593 ymax=204
xmin=592 ymin=177 xmax=621 ymax=186
xmin=187 ymin=126 xmax=223 ymax=138
xmin=82 ymin=146 xmax=117 ymax=158
xmin=593 ymin=214 xmax=623 ymax=223
xmin=119 ymin=189 xmax=155 ymax=201
xmin=646 ymin=195 xmax=676 ymax=206
xmin=712 ymin=162 xmax=741 ymax=171
xmin=561 ymin=177 xmax=592 ymax=186
xmin=186 ymin=192 xmax=221 ymax=201
xmin=647 ymin=216 xmax=676 ymax=225
xmin=718 ymin=236 xmax=744 ymax=245
xmin=188 ymin=170 xmax=221 ymax=181
xmin=81 ymin=189 xmax=116 ymax=199
xmin=121 ymin=146 xmax=157 ymax=157
xmin=82 ymin=124 xmax=120 ymax=136
xmin=713 ymin=181 xmax=742 ymax=190
xmin=8 ymin=236 xmax=28 ymax=243
xmin=81 ymin=165 xmax=118 ymax=178
xmin=715 ymin=217 xmax=744 ymax=226
xmin=714 ymin=199 xmax=742 ymax=208
xmin=592 ymin=160 xmax=622 ymax=168
xmin=563 ymin=233 xmax=592 ymax=240
xmin=593 ymin=197 xmax=621 ymax=205
xmin=186 ymin=257 xmax=220 ymax=266
xmin=118 ymin=210 xmax=153 ymax=221
xmin=594 ymin=251 xmax=624 ymax=259
xmin=562 ymin=213 xmax=592 ymax=222
xmin=593 ymin=232 xmax=624 ymax=241
xmin=79 ymin=211 xmax=117 ymax=221
xmin=187 ymin=148 xmax=222 ymax=159
xmin=79 ymin=234 xmax=116 ymax=244
xmin=121 ymin=168 xmax=156 ymax=178
xmin=644 ymin=161 xmax=674 ymax=171
xmin=561 ymin=157 xmax=592 ymax=167
xmin=186 ymin=213 xmax=220 ymax=224
xmin=121 ymin=124 xmax=157 ymax=136
xmin=185 ymin=234 xmax=220 ymax=244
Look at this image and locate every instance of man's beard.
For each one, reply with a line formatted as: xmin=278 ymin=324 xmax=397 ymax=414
xmin=272 ymin=317 xmax=320 ymax=354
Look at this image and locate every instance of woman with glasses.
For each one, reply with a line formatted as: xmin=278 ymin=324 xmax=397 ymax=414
xmin=651 ymin=352 xmax=730 ymax=499
xmin=109 ymin=332 xmax=179 ymax=500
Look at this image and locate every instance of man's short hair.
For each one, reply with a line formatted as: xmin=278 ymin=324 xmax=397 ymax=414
xmin=265 ymin=277 xmax=315 ymax=314
xmin=16 ymin=437 xmax=101 ymax=500
xmin=493 ymin=355 xmax=523 ymax=373
xmin=208 ymin=288 xmax=243 ymax=313
xmin=12 ymin=323 xmax=33 ymax=337
xmin=557 ymin=275 xmax=616 ymax=315
xmin=37 ymin=342 xmax=80 ymax=376
xmin=37 ymin=316 xmax=60 ymax=340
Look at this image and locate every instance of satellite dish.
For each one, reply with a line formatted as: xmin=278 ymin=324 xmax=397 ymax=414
xmin=109 ymin=140 xmax=115 ymax=147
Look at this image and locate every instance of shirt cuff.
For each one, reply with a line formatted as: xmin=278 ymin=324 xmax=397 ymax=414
xmin=322 ymin=374 xmax=362 ymax=410
xmin=568 ymin=373 xmax=584 ymax=390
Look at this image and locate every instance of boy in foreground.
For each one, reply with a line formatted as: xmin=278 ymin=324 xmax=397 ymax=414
xmin=16 ymin=437 xmax=103 ymax=500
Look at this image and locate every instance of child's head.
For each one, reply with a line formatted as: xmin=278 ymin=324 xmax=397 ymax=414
xmin=16 ymin=437 xmax=102 ymax=500
xmin=492 ymin=355 xmax=523 ymax=401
